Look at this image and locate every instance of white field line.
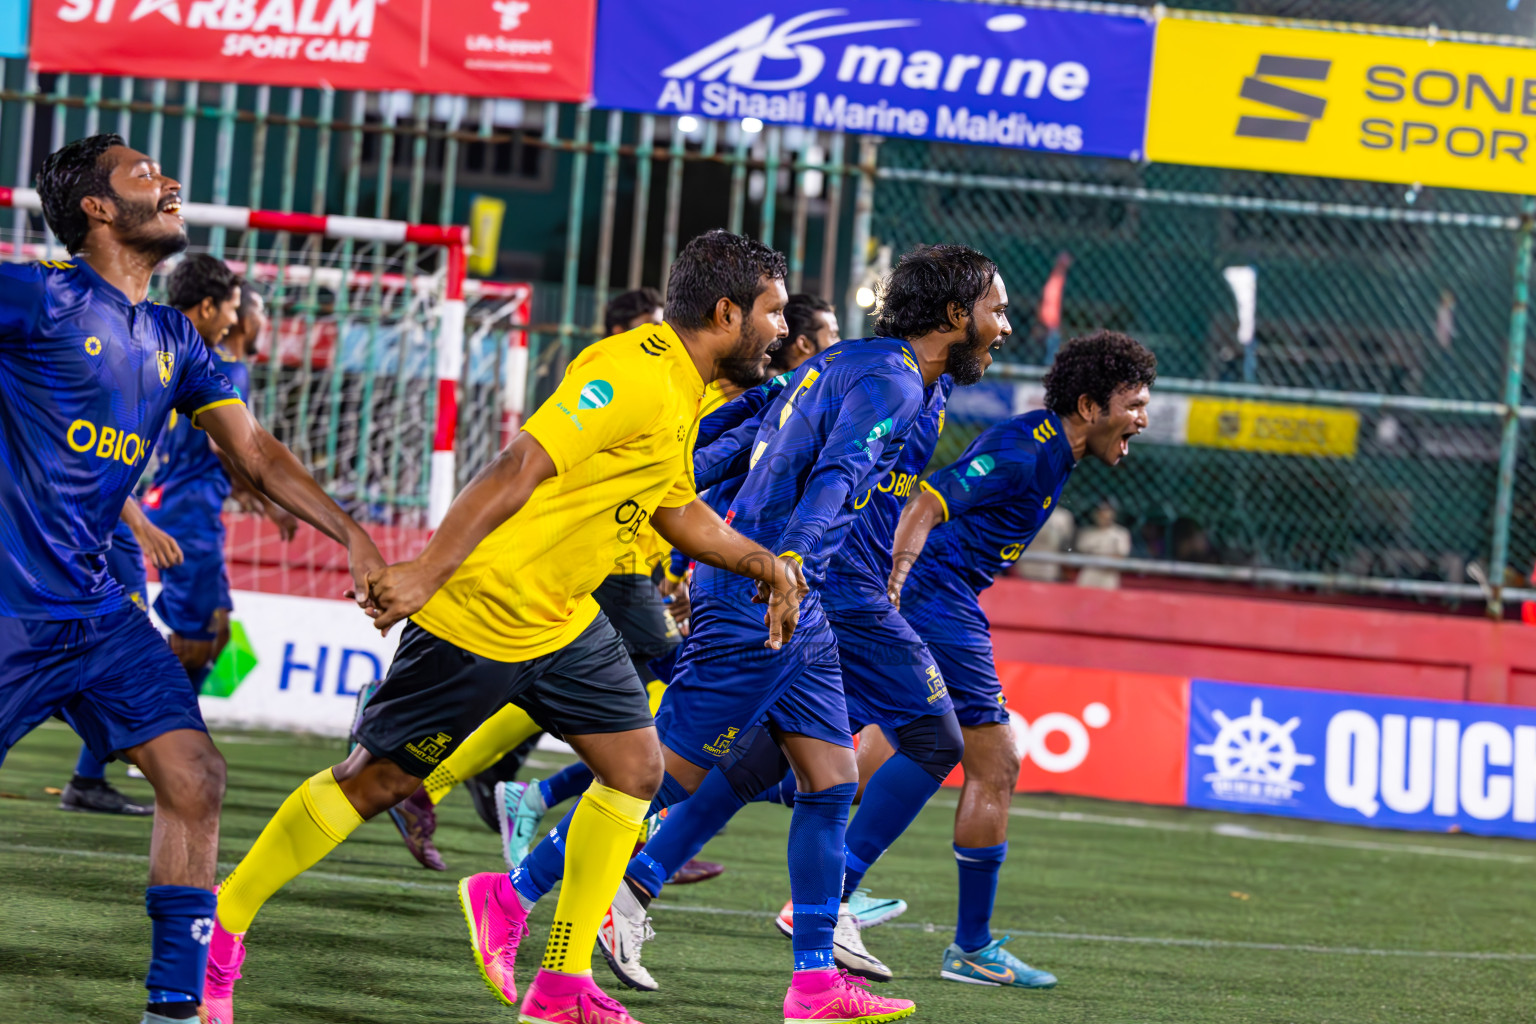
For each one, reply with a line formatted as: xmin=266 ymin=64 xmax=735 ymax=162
xmin=6 ymin=842 xmax=1533 ymax=962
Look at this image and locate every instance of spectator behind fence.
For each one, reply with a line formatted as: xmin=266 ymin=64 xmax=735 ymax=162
xmin=1014 ymin=505 xmax=1074 ymax=582
xmin=1075 ymin=502 xmax=1131 ymax=589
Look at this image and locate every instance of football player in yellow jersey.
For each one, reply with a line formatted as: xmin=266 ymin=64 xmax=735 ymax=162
xmin=203 ymin=231 xmax=806 ymax=1024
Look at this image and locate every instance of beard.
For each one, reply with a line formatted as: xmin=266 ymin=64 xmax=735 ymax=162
xmin=943 ymin=316 xmax=989 ymax=386
xmin=716 ymin=315 xmax=774 ymax=389
xmin=113 ymin=190 xmax=188 ymax=264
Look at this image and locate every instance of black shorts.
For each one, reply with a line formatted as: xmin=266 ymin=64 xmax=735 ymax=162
xmin=592 ymin=572 xmax=680 ymax=680
xmin=355 ymin=614 xmax=654 ymax=778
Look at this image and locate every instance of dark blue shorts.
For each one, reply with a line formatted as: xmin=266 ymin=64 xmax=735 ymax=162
xmin=830 ymin=604 xmax=952 ymax=731
xmin=0 ymin=606 xmax=204 ymax=767
xmin=927 ymin=640 xmax=1009 ymax=728
xmin=153 ymin=550 xmax=232 ymax=641
xmin=658 ymin=582 xmax=850 ymax=769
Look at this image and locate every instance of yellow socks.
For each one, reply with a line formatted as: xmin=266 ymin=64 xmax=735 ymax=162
xmin=542 ymin=782 xmax=649 ymax=974
xmin=422 ymin=703 xmax=543 ymax=805
xmin=216 ymin=769 xmax=364 ymax=934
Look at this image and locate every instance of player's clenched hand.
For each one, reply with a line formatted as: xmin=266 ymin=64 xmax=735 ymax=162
xmin=364 ymin=559 xmax=445 ymax=634
xmin=345 ymin=534 xmax=388 ymax=615
xmin=660 ymin=571 xmax=691 ymax=637
xmin=270 ymin=507 xmax=300 ymax=542
xmin=886 ymin=553 xmax=916 ymax=611
xmin=135 ymin=521 xmax=184 ymax=570
xmin=756 ymin=555 xmax=808 ymax=650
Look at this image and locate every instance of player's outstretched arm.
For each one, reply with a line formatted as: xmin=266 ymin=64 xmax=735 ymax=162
xmin=366 ymin=431 xmax=559 ymax=634
xmin=651 ymin=498 xmax=807 ymax=649
xmin=120 ymin=496 xmax=183 ymax=569
xmin=197 ymin=402 xmax=385 ymax=604
xmin=887 ymin=488 xmax=947 ymax=610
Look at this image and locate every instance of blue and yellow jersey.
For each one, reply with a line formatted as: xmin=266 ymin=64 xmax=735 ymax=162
xmin=0 ymin=260 xmax=241 ymax=619
xmin=901 ymin=410 xmax=1075 ymax=645
xmin=707 ymin=337 xmax=931 ymax=591
xmin=144 ymin=348 xmax=250 ymax=552
xmin=824 ymin=375 xmax=953 ymax=613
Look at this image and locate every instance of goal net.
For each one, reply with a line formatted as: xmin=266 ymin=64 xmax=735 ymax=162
xmin=0 ymin=190 xmax=531 ymax=597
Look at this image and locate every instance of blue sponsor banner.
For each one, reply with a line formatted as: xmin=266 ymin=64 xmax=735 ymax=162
xmin=1 ymin=0 xmax=29 ymax=58
xmin=591 ymin=0 xmax=1154 ymax=159
xmin=1188 ymin=680 xmax=1536 ymax=841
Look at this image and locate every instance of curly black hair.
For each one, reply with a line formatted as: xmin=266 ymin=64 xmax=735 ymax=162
xmin=664 ymin=229 xmax=788 ymax=330
xmin=1042 ymin=330 xmax=1157 ymax=416
xmin=37 ymin=133 xmax=125 ymax=253
xmin=167 ymin=253 xmax=239 ymax=312
xmin=604 ymin=286 xmax=664 ymax=335
xmin=872 ymin=244 xmax=997 ymax=341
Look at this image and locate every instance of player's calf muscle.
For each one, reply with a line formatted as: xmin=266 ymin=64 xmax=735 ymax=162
xmin=332 ymin=747 xmax=424 ymax=817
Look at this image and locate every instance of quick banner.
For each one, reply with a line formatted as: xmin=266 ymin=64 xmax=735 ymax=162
xmin=1188 ymin=679 xmax=1536 ymax=841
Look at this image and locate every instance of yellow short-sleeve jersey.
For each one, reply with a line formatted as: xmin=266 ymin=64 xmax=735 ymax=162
xmin=412 ymin=322 xmax=705 ymax=661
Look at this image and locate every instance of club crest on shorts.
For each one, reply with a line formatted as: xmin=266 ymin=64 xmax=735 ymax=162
xmin=703 ymin=726 xmax=740 ymax=758
xmin=405 ymin=731 xmax=454 ymax=765
xmin=157 ymin=351 xmax=175 ymax=387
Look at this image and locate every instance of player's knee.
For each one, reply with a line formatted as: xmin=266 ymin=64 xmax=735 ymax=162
xmin=162 ymin=744 xmax=226 ymax=820
xmin=720 ymin=725 xmax=791 ymax=803
xmin=979 ymin=739 xmax=1020 ymax=792
xmin=894 ymin=712 xmax=965 ymax=784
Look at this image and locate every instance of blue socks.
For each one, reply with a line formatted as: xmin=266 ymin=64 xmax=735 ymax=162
xmin=786 ymin=782 xmax=856 ymax=972
xmin=540 ymin=762 xmax=594 ymax=810
xmin=511 ymin=802 xmax=574 ymax=904
xmin=511 ymin=770 xmax=692 ymax=906
xmin=954 ymin=841 xmax=1008 ymax=952
xmin=627 ymin=766 xmax=745 ymax=898
xmin=144 ymin=885 xmax=217 ymax=1012
xmin=74 ymin=742 xmax=107 ymax=780
xmin=842 ymin=752 xmax=943 ymax=897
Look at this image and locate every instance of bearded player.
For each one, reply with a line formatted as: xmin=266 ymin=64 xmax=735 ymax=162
xmin=0 ymin=133 xmax=384 ymax=1024
xmin=887 ymin=330 xmax=1155 ymax=988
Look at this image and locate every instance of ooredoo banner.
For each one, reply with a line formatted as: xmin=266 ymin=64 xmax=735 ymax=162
xmin=29 ymin=0 xmax=596 ymax=100
xmin=591 ymin=0 xmax=1155 ymax=158
xmin=1188 ymin=679 xmax=1536 ymax=841
xmin=946 ymin=661 xmax=1189 ymax=806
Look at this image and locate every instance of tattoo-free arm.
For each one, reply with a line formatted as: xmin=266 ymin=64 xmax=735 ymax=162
xmin=196 ymin=402 xmax=383 ymax=600
xmin=364 ymin=432 xmax=558 ymax=632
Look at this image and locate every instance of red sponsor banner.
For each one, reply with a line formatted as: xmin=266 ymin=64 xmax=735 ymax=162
xmin=945 ymin=661 xmax=1189 ymax=806
xmin=31 ymin=0 xmax=594 ymax=100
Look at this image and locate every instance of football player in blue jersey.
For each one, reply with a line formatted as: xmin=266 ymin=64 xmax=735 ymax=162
xmin=501 ymin=247 xmax=1010 ymax=1022
xmin=58 ymin=499 xmax=185 ymax=815
xmin=0 ymin=133 xmax=384 ymax=1024
xmin=146 ymin=255 xmax=296 ymax=693
xmin=886 ymin=329 xmax=1155 ymax=989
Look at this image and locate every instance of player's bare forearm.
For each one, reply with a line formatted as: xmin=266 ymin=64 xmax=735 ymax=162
xmin=199 ymin=404 xmax=380 ymax=565
xmin=119 ymin=495 xmax=152 ymax=533
xmin=418 ymin=432 xmax=557 ymax=584
xmin=651 ymin=499 xmax=780 ymax=585
xmin=888 ymin=489 xmax=947 ymax=600
xmin=121 ymin=496 xmax=184 ymax=568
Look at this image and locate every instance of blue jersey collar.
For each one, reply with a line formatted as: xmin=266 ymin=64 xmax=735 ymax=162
xmin=72 ymin=257 xmax=146 ymax=309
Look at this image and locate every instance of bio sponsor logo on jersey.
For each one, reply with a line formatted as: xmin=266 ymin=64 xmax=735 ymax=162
xmin=66 ymin=419 xmax=152 ymax=466
xmin=1188 ymin=680 xmax=1536 ymax=840
xmin=592 ymin=0 xmax=1154 ymax=157
xmin=1148 ymin=16 xmax=1536 ymax=195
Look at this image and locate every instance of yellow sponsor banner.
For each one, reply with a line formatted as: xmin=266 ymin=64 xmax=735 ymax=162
xmin=1148 ymin=17 xmax=1536 ymax=195
xmin=467 ymin=195 xmax=506 ymax=278
xmin=1185 ymin=398 xmax=1360 ymax=457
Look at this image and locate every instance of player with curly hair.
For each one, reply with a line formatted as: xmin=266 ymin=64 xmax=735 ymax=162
xmin=884 ymin=329 xmax=1156 ymax=989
